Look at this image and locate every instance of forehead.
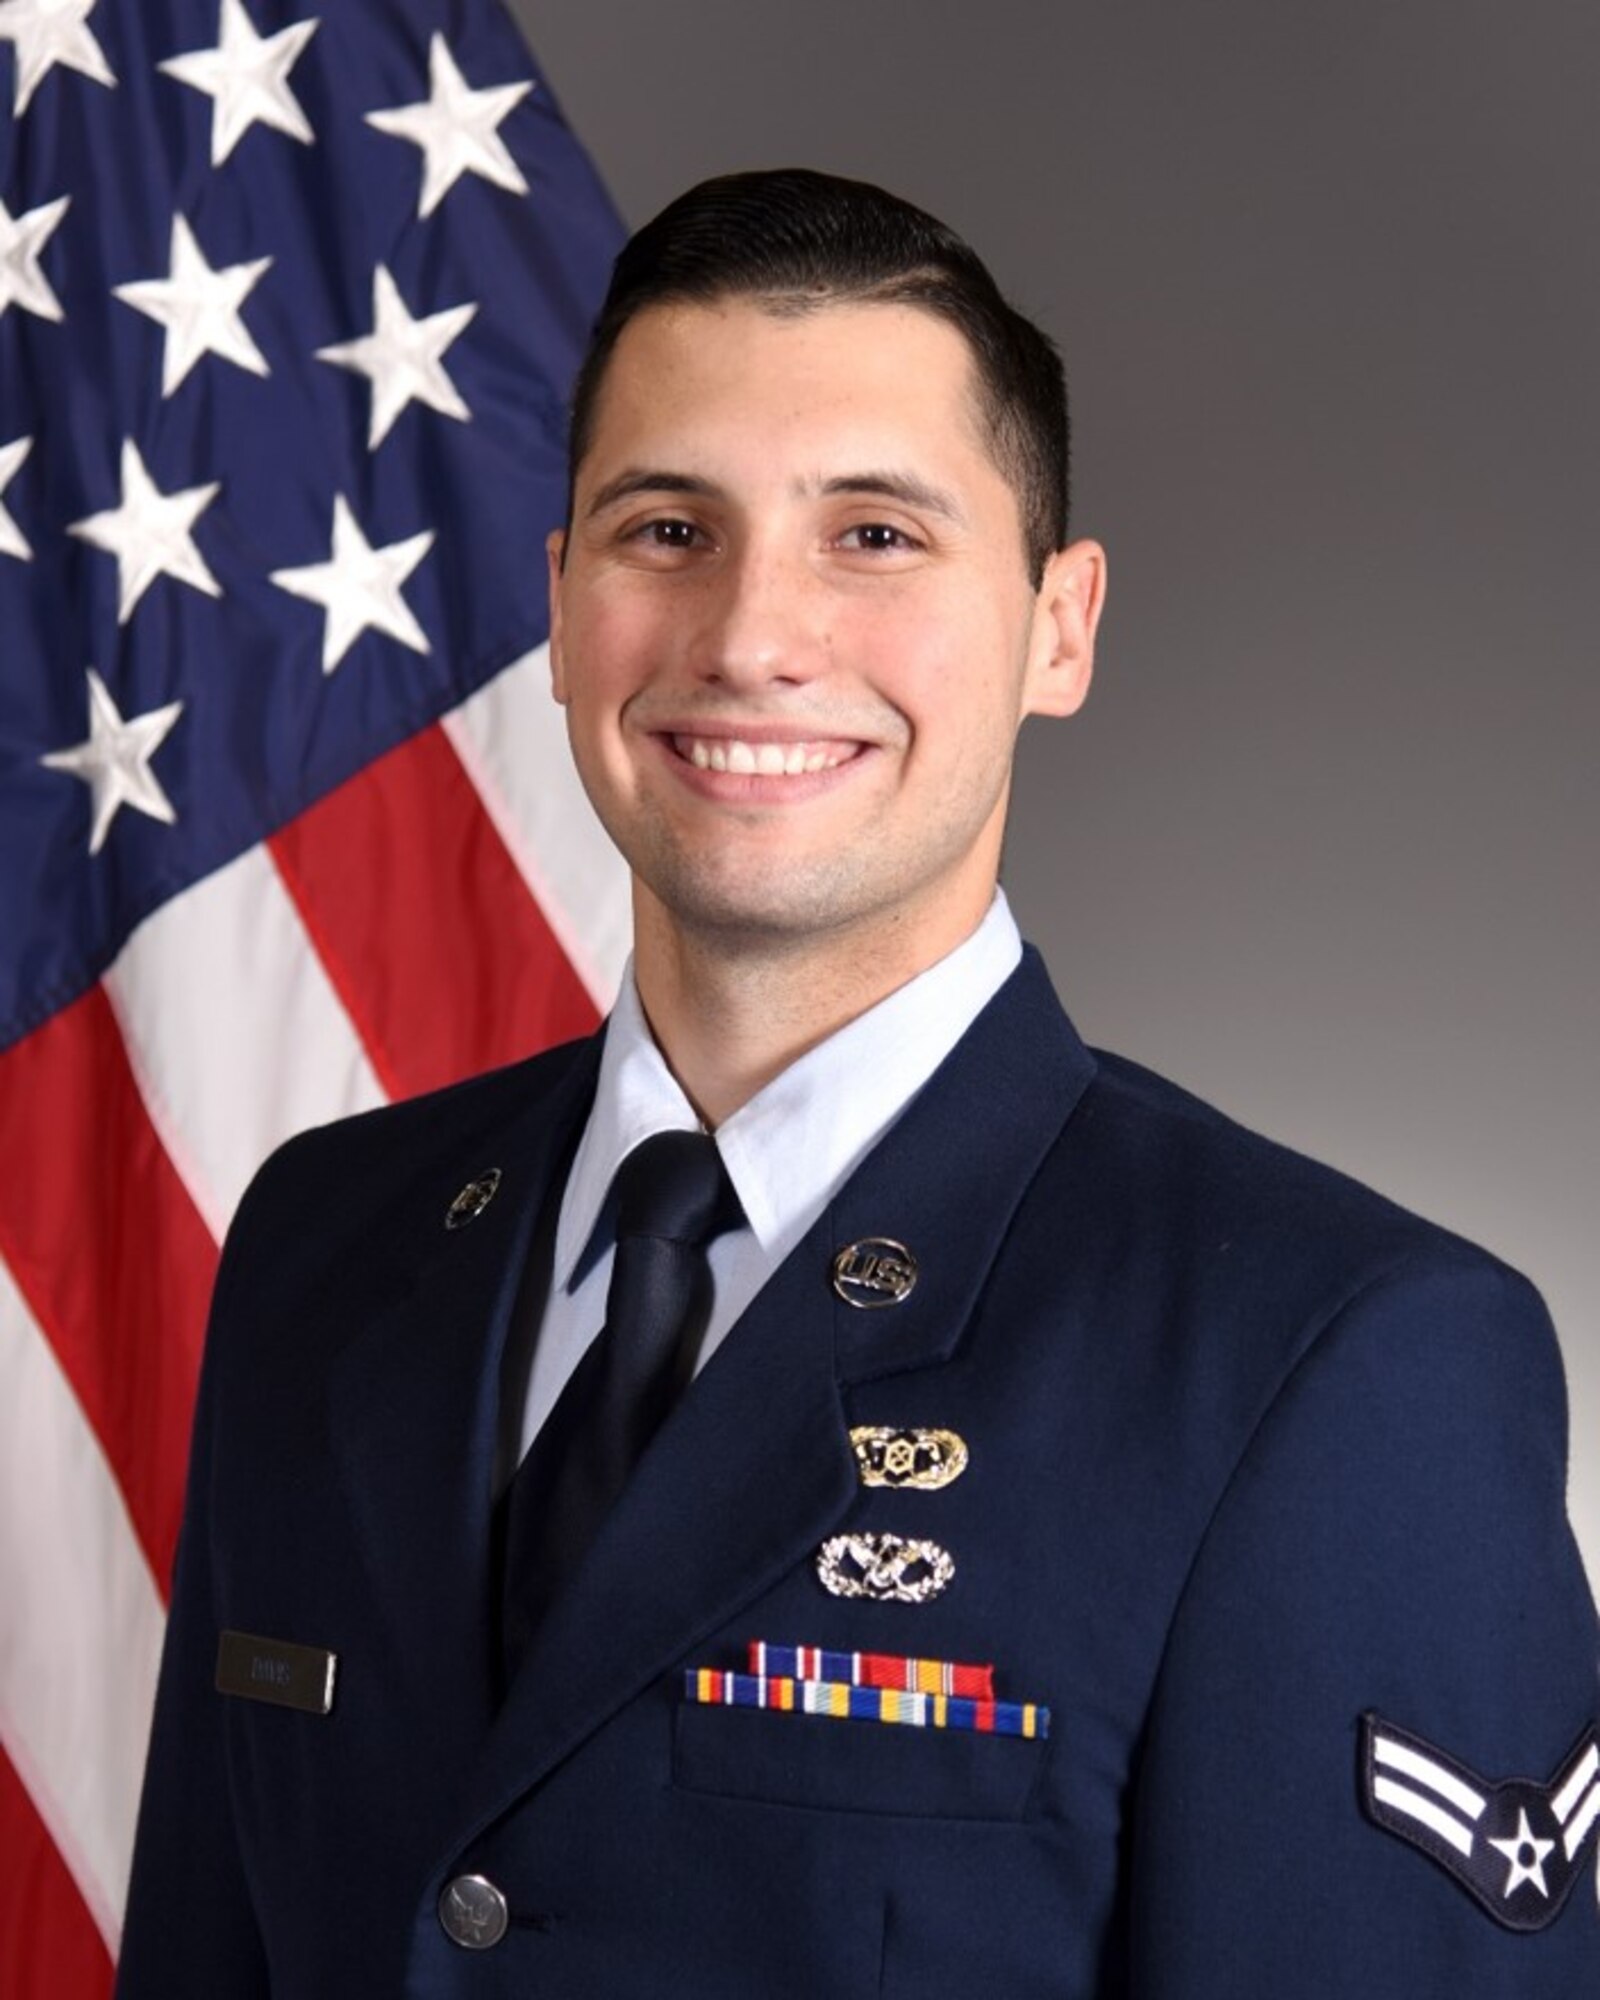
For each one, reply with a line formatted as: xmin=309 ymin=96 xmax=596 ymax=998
xmin=580 ymin=297 xmax=995 ymax=482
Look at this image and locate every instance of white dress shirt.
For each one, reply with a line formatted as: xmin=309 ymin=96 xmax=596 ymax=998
xmin=516 ymin=893 xmax=1023 ymax=1464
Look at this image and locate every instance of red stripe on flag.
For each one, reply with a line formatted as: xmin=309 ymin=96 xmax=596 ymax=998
xmin=0 ymin=1744 xmax=114 ymax=1999
xmin=269 ymin=724 xmax=601 ymax=1101
xmin=0 ymin=986 xmax=216 ymax=1590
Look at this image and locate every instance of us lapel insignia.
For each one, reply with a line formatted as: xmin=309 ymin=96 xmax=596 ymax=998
xmin=1360 ymin=1712 xmax=1600 ymax=1930
xmin=815 ymin=1531 xmax=954 ymax=1604
xmin=831 ymin=1239 xmax=917 ymax=1308
xmin=444 ymin=1168 xmax=501 ymax=1230
xmin=850 ymin=1426 xmax=968 ymax=1491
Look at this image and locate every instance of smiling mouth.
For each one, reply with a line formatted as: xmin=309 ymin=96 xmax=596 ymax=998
xmin=670 ymin=735 xmax=861 ymax=776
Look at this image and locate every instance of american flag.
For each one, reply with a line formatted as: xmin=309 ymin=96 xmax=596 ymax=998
xmin=0 ymin=0 xmax=627 ymax=1988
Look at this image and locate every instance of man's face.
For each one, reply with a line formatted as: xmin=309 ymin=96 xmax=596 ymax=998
xmin=548 ymin=297 xmax=1101 ymax=969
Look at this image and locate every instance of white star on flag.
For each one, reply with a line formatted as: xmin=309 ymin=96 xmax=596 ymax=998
xmin=0 ymin=435 xmax=32 ymax=559
xmin=40 ymin=667 xmax=184 ymax=854
xmin=316 ymin=263 xmax=475 ymax=449
xmin=67 ymin=437 xmax=223 ymax=623
xmin=1489 ymin=1808 xmax=1556 ymax=1899
xmin=113 ymin=214 xmax=272 ymax=396
xmin=269 ymin=493 xmax=433 ymax=672
xmin=0 ymin=192 xmax=70 ymax=321
xmin=160 ymin=0 xmax=318 ymax=167
xmin=365 ymin=32 xmax=530 ymax=220
xmin=0 ymin=0 xmax=115 ymax=115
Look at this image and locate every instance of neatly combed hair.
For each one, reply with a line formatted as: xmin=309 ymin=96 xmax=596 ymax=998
xmin=566 ymin=169 xmax=1070 ymax=585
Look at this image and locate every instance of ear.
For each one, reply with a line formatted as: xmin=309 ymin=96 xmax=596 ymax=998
xmin=546 ymin=529 xmax=569 ymax=703
xmin=1021 ymin=538 xmax=1106 ymax=720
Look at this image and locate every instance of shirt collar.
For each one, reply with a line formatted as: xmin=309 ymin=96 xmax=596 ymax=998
xmin=553 ymin=892 xmax=1023 ymax=1291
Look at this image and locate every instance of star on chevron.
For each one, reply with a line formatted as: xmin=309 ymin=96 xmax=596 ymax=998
xmin=269 ymin=494 xmax=433 ymax=672
xmin=68 ymin=438 xmax=223 ymax=623
xmin=0 ymin=0 xmax=115 ymax=116
xmin=160 ymin=0 xmax=318 ymax=167
xmin=365 ymin=33 xmax=530 ymax=220
xmin=316 ymin=263 xmax=475 ymax=449
xmin=0 ymin=192 xmax=70 ymax=322
xmin=1489 ymin=1808 xmax=1556 ymax=1900
xmin=0 ymin=436 xmax=32 ymax=560
xmin=41 ymin=668 xmax=184 ymax=854
xmin=114 ymin=214 xmax=272 ymax=396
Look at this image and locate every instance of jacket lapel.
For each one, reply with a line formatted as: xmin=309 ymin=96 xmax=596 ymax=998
xmin=325 ymin=1041 xmax=601 ymax=1724
xmin=448 ymin=948 xmax=1096 ymax=1844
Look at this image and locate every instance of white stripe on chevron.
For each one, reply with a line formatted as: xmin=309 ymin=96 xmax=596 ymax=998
xmin=104 ymin=844 xmax=387 ymax=1242
xmin=0 ymin=1255 xmax=166 ymax=1953
xmin=1562 ymin=1780 xmax=1600 ymax=1862
xmin=1553 ymin=1742 xmax=1599 ymax=1824
xmin=1373 ymin=1734 xmax=1487 ymax=1821
xmin=1372 ymin=1776 xmax=1476 ymax=1859
xmin=442 ymin=645 xmax=629 ymax=1012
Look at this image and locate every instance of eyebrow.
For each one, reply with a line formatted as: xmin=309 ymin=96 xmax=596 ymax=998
xmin=817 ymin=472 xmax=967 ymax=527
xmin=583 ymin=470 xmax=722 ymax=518
xmin=583 ymin=467 xmax=968 ymax=526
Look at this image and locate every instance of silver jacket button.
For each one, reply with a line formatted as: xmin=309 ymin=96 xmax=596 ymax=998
xmin=439 ymin=1873 xmax=509 ymax=1950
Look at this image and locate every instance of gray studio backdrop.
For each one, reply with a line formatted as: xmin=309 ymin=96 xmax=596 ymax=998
xmin=516 ymin=0 xmax=1598 ymax=1588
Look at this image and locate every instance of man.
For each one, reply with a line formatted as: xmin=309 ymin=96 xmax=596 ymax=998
xmin=118 ymin=170 xmax=1598 ymax=1995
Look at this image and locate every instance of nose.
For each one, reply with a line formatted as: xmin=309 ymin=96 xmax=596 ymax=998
xmin=689 ymin=543 xmax=822 ymax=690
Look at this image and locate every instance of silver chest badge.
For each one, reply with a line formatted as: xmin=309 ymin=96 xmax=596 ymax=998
xmin=816 ymin=1531 xmax=955 ymax=1604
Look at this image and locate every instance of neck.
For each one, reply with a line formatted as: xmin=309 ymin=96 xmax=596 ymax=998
xmin=630 ymin=890 xmax=994 ymax=1128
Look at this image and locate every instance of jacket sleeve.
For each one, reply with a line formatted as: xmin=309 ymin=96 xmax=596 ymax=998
xmin=1128 ymin=1253 xmax=1600 ymax=1994
xmin=114 ymin=1170 xmax=275 ymax=1998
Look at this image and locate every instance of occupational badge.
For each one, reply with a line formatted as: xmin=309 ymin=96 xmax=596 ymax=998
xmin=1360 ymin=1712 xmax=1600 ymax=1931
xmin=850 ymin=1425 xmax=968 ymax=1490
xmin=815 ymin=1531 xmax=954 ymax=1604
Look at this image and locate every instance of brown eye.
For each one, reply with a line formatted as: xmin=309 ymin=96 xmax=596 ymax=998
xmin=647 ymin=519 xmax=698 ymax=547
xmin=842 ymin=523 xmax=912 ymax=552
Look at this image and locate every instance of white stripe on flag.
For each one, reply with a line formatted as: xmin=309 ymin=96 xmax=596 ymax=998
xmin=1373 ymin=1734 xmax=1487 ymax=1820
xmin=1553 ymin=1742 xmax=1599 ymax=1824
xmin=105 ymin=845 xmax=387 ymax=1242
xmin=0 ymin=1254 xmax=166 ymax=1953
xmin=1562 ymin=1780 xmax=1600 ymax=1861
xmin=442 ymin=645 xmax=629 ymax=1010
xmin=1372 ymin=1776 xmax=1476 ymax=1858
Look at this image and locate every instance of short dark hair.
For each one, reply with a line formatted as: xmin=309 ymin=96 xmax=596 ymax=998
xmin=566 ymin=168 xmax=1070 ymax=585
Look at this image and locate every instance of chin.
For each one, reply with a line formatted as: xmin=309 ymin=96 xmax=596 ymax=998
xmin=639 ymin=852 xmax=888 ymax=952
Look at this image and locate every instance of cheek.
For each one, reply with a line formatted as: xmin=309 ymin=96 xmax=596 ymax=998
xmin=559 ymin=600 xmax=654 ymax=720
xmin=876 ymin=605 xmax=1021 ymax=745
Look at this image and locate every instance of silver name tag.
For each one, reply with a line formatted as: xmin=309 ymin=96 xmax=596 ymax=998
xmin=215 ymin=1629 xmax=338 ymax=1714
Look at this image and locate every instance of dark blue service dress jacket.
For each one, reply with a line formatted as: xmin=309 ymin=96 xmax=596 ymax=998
xmin=116 ymin=949 xmax=1600 ymax=1996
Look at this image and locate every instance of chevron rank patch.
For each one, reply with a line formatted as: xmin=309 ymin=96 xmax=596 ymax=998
xmin=1360 ymin=1713 xmax=1600 ymax=1931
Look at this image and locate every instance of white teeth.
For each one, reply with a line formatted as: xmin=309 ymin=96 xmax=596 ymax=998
xmin=677 ymin=735 xmax=853 ymax=774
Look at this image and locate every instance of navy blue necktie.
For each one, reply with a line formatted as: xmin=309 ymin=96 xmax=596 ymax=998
xmin=501 ymin=1130 xmax=740 ymax=1675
